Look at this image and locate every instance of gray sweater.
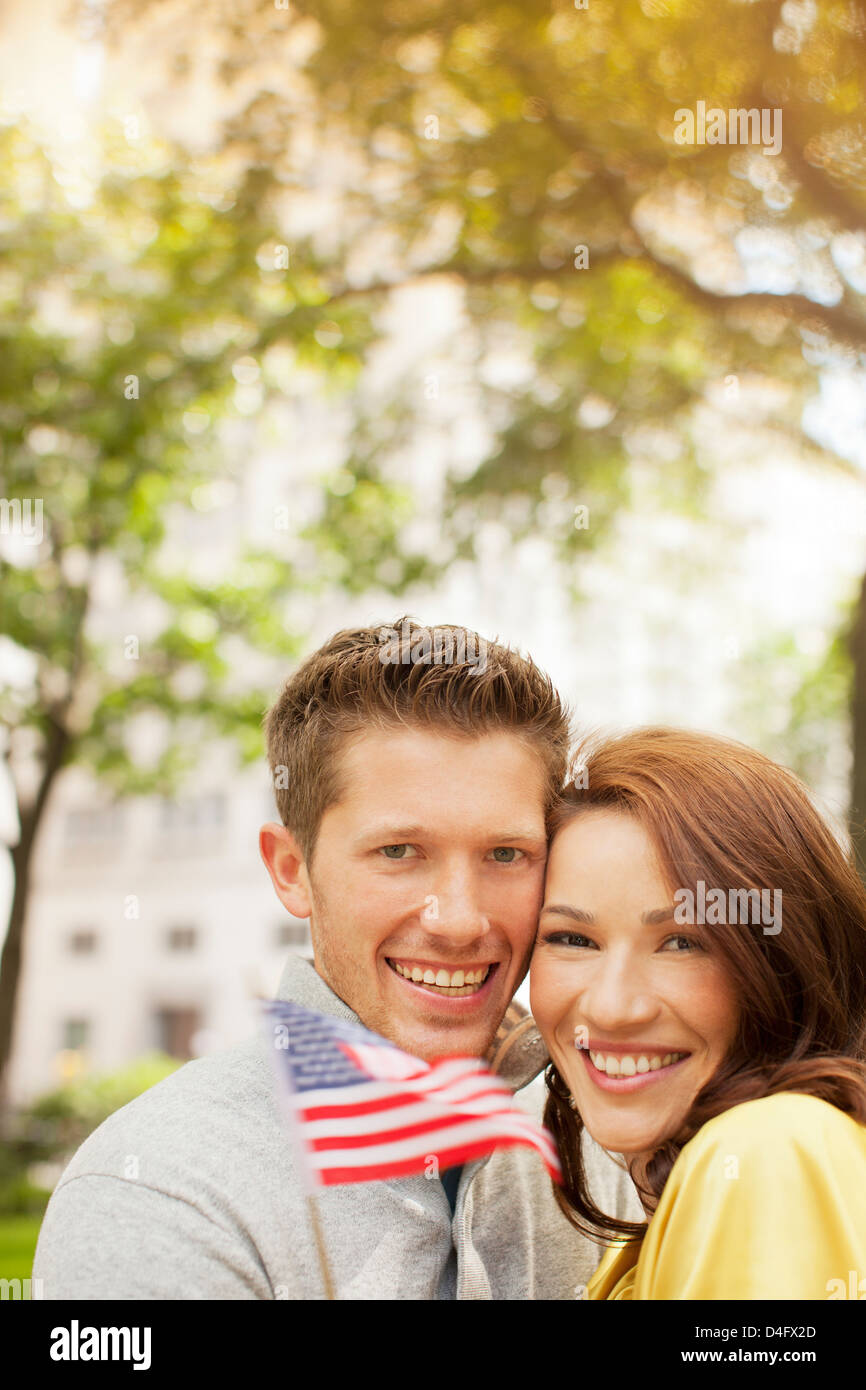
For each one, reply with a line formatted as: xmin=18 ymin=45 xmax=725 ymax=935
xmin=33 ymin=955 xmax=642 ymax=1299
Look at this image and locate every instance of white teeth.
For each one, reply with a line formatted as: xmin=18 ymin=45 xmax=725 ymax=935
xmin=391 ymin=961 xmax=491 ymax=991
xmin=591 ymin=1051 xmax=686 ymax=1076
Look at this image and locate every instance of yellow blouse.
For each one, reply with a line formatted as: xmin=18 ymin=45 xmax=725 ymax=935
xmin=587 ymin=1092 xmax=866 ymax=1300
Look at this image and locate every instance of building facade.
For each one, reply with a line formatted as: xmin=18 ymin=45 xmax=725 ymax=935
xmin=8 ymin=757 xmax=311 ymax=1104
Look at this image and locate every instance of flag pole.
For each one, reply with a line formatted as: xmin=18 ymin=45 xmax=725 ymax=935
xmin=263 ymin=1000 xmax=337 ymax=1301
xmin=305 ymin=1193 xmax=336 ymax=1302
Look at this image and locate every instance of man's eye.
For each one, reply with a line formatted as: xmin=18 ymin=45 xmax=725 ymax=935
xmin=379 ymin=844 xmax=417 ymax=860
xmin=489 ymin=847 xmax=523 ymax=863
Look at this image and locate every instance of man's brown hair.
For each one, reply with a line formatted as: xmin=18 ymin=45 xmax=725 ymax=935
xmin=264 ymin=616 xmax=570 ymax=862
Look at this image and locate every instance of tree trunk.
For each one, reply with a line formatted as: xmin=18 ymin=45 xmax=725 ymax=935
xmin=0 ymin=717 xmax=69 ymax=1115
xmin=849 ymin=569 xmax=866 ymax=888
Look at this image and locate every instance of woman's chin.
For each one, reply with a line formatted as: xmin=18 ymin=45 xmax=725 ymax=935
xmin=569 ymin=1089 xmax=676 ymax=1157
xmin=582 ymin=1118 xmax=655 ymax=1157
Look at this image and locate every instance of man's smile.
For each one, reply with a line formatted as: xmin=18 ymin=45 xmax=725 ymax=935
xmin=385 ymin=957 xmax=498 ymax=998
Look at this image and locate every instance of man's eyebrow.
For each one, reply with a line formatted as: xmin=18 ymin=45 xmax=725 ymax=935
xmin=355 ymin=825 xmax=546 ymax=844
xmin=489 ymin=830 xmax=548 ymax=845
xmin=356 ymin=824 xmax=427 ymax=842
xmin=540 ymin=904 xmax=596 ymax=925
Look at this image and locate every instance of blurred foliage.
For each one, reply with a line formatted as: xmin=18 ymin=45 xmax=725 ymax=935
xmin=0 ymin=113 xmax=442 ymax=1090
xmin=2 ymin=3 xmax=864 ymax=798
xmin=0 ymin=2 xmax=860 ymax=802
xmin=0 ymin=116 xmax=438 ymax=798
xmin=93 ymin=0 xmax=866 ymax=811
xmin=733 ymin=622 xmax=852 ymax=790
xmin=0 ymin=1213 xmax=42 ymax=1283
xmin=0 ymin=1053 xmax=179 ymax=1213
xmin=99 ymin=0 xmax=866 ymax=576
xmin=25 ymin=1051 xmax=180 ymax=1130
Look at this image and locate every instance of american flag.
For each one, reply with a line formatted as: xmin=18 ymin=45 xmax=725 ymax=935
xmin=264 ymin=1000 xmax=562 ymax=1186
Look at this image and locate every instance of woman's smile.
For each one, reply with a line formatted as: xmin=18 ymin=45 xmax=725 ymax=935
xmin=578 ymin=1043 xmax=692 ymax=1093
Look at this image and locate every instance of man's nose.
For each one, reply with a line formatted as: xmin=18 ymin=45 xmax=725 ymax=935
xmin=420 ymin=872 xmax=490 ymax=947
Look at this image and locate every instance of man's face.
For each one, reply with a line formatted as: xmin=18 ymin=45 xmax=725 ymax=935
xmin=299 ymin=728 xmax=549 ymax=1061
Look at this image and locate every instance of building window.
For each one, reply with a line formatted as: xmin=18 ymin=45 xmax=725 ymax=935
xmin=166 ymin=925 xmax=197 ymax=952
xmin=65 ymin=805 xmax=123 ymax=842
xmin=154 ymin=1007 xmax=201 ymax=1060
xmin=159 ymin=794 xmax=226 ymax=833
xmin=275 ymin=920 xmax=310 ymax=948
xmin=62 ymin=1018 xmax=89 ymax=1051
xmin=68 ymin=929 xmax=98 ymax=954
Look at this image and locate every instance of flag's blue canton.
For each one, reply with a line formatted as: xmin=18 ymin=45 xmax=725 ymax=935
xmin=264 ymin=1000 xmax=400 ymax=1092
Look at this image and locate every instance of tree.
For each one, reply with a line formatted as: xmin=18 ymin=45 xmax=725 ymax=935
xmin=7 ymin=0 xmax=866 ymax=1113
xmin=0 ymin=118 xmax=433 ymax=1106
xmin=98 ymin=0 xmax=866 ymax=858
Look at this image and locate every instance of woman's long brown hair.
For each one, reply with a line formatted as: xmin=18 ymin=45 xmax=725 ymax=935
xmin=544 ymin=727 xmax=866 ymax=1245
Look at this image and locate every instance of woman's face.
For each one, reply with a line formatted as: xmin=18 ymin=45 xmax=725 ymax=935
xmin=530 ymin=810 xmax=740 ymax=1157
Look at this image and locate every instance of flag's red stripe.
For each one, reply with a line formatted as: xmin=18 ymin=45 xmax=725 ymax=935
xmin=316 ymin=1135 xmax=561 ymax=1186
xmin=302 ymin=1082 xmax=511 ymax=1122
xmin=304 ymin=1109 xmax=539 ymax=1151
xmin=303 ymin=1091 xmax=411 ymax=1120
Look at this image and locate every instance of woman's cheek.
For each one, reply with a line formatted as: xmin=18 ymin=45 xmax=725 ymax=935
xmin=531 ymin=959 xmax=579 ymax=1050
xmin=671 ymin=959 xmax=739 ymax=1056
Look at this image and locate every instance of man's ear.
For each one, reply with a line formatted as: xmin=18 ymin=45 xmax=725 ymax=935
xmin=259 ymin=823 xmax=313 ymax=919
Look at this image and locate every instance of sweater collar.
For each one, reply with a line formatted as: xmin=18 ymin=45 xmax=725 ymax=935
xmin=275 ymin=953 xmax=549 ymax=1091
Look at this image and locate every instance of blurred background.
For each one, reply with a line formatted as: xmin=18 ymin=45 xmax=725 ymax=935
xmin=1 ymin=0 xmax=865 ymax=1282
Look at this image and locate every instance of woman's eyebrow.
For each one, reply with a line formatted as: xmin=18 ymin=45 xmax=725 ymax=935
xmin=540 ymin=904 xmax=596 ymax=925
xmin=540 ymin=904 xmax=677 ymax=925
xmin=642 ymin=906 xmax=677 ymax=925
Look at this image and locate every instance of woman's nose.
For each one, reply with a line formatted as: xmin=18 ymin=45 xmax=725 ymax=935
xmin=580 ymin=954 xmax=658 ymax=1031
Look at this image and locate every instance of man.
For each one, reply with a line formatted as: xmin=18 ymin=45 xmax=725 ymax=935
xmin=34 ymin=617 xmax=641 ymax=1298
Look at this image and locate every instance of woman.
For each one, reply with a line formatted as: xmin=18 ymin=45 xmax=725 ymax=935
xmin=530 ymin=727 xmax=866 ymax=1299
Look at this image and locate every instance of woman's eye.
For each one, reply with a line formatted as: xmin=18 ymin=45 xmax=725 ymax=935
xmin=661 ymin=934 xmax=702 ymax=953
xmin=379 ymin=844 xmax=417 ymax=860
xmin=489 ymin=847 xmax=523 ymax=863
xmin=542 ymin=932 xmax=595 ymax=949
